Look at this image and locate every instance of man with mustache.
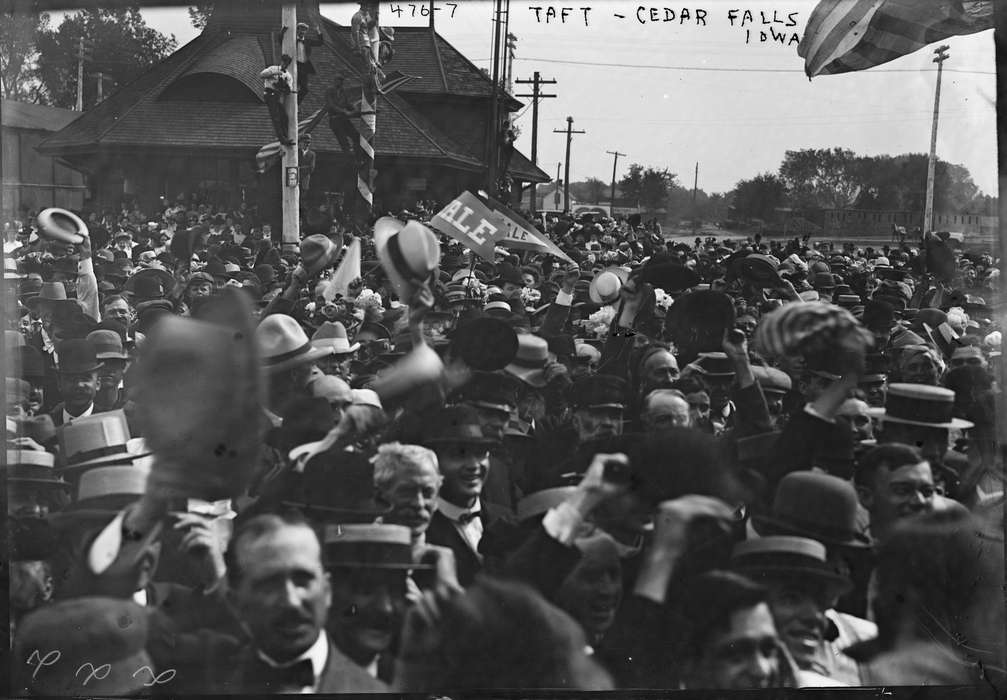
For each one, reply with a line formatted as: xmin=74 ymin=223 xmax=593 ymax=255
xmin=224 ymin=512 xmax=386 ymax=693
xmin=86 ymin=329 xmax=129 ymax=411
xmin=372 ymin=442 xmax=442 ymax=548
xmin=47 ymin=339 xmax=102 ymax=427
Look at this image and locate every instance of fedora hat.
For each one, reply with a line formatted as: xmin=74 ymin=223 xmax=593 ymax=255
xmin=374 ymin=217 xmax=441 ymax=301
xmin=257 ymin=313 xmax=333 ymax=372
xmin=739 ymin=254 xmax=783 ymax=287
xmin=692 ymin=351 xmax=735 ymax=377
xmin=86 ymin=329 xmax=128 ymax=361
xmin=450 ymin=316 xmax=518 ymax=371
xmin=868 ymin=383 xmax=973 ymax=429
xmin=731 ymin=536 xmax=852 ymax=597
xmin=25 ymin=281 xmax=73 ymax=310
xmin=751 ymin=471 xmax=871 ymax=547
xmin=123 ymin=268 xmax=174 ymax=301
xmin=300 ymin=234 xmax=343 ymax=276
xmin=589 ymin=267 xmax=629 ymax=305
xmin=504 ymin=334 xmax=550 ymax=387
xmin=323 ymin=523 xmax=429 ymax=570
xmin=57 ymin=410 xmax=136 ymax=473
xmin=36 ymin=207 xmax=88 ymax=245
xmin=6 ymin=448 xmax=71 ymax=490
xmin=422 ymin=404 xmax=498 ymax=446
xmin=55 ymin=338 xmax=103 ymax=374
xmin=311 ymin=321 xmax=360 ymax=355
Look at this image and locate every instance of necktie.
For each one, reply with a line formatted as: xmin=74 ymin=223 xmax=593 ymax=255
xmin=251 ymin=657 xmax=314 ymax=690
xmin=456 ymin=510 xmax=479 ymax=525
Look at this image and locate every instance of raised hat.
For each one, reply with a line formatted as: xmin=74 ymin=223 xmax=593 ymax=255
xmin=868 ymin=383 xmax=973 ymax=429
xmin=589 ymin=267 xmax=628 ymax=305
xmin=692 ymin=351 xmax=735 ymax=377
xmin=55 ymin=338 xmax=103 ymax=374
xmin=504 ymin=334 xmax=550 ymax=387
xmin=300 ymin=233 xmax=343 ymax=275
xmin=57 ymin=410 xmax=136 ymax=473
xmin=257 ymin=313 xmax=334 ymax=372
xmin=731 ymin=535 xmax=852 ymax=596
xmin=750 ymin=365 xmax=792 ymax=394
xmin=86 ymin=329 xmax=128 ymax=360
xmin=311 ymin=321 xmax=360 ymax=355
xmin=374 ymin=217 xmax=441 ymax=301
xmin=36 ymin=207 xmax=88 ymax=245
xmin=322 ymin=523 xmax=425 ymax=569
xmin=752 ymin=471 xmax=871 ymax=547
xmin=516 ymin=486 xmax=578 ymax=521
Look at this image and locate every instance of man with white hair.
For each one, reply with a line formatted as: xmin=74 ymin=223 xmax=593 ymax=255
xmin=372 ymin=442 xmax=442 ymax=547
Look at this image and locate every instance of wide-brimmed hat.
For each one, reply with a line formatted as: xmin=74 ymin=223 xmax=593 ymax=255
xmin=300 ymin=234 xmax=343 ymax=275
xmin=504 ymin=334 xmax=550 ymax=387
xmin=422 ymin=404 xmax=498 ymax=446
xmin=374 ymin=217 xmax=441 ymax=301
xmin=36 ymin=207 xmax=88 ymax=245
xmin=323 ymin=523 xmax=429 ymax=570
xmin=123 ymin=267 xmax=174 ymax=300
xmin=86 ymin=329 xmax=128 ymax=361
xmin=7 ymin=448 xmax=72 ymax=490
xmin=55 ymin=338 xmax=103 ymax=374
xmin=739 ymin=254 xmax=783 ymax=287
xmin=257 ymin=313 xmax=334 ymax=372
xmin=57 ymin=410 xmax=137 ymax=473
xmin=867 ymin=383 xmax=973 ymax=429
xmin=311 ymin=321 xmax=360 ymax=355
xmin=751 ymin=471 xmax=872 ymax=548
xmin=25 ymin=282 xmax=74 ymax=311
xmin=589 ymin=267 xmax=629 ymax=305
xmin=450 ymin=316 xmax=518 ymax=371
xmin=731 ymin=536 xmax=852 ymax=597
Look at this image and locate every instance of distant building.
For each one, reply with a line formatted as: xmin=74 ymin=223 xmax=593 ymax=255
xmin=823 ymin=208 xmax=997 ymax=238
xmin=1 ymin=100 xmax=87 ymax=219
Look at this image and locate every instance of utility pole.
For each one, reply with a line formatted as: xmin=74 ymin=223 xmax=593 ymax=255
xmin=280 ymin=3 xmax=300 ymax=251
xmin=554 ymin=116 xmax=584 ymax=214
xmin=515 ymin=71 xmax=557 ymax=215
xmin=486 ymin=0 xmax=504 ymax=194
xmin=554 ymin=162 xmax=562 ymax=210
xmin=924 ymin=44 xmax=949 ymax=235
xmin=692 ymin=161 xmax=699 ymax=236
xmin=76 ymin=37 xmax=85 ymax=111
xmin=606 ymin=150 xmax=625 ymax=213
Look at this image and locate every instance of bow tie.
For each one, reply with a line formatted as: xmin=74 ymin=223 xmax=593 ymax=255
xmin=456 ymin=510 xmax=480 ymax=525
xmin=251 ymin=657 xmax=314 ymax=690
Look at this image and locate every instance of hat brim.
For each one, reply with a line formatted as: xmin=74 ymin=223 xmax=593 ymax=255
xmin=504 ymin=363 xmax=549 ymax=388
xmin=374 ymin=218 xmax=418 ymax=301
xmin=8 ymin=477 xmax=72 ymax=490
xmin=56 ymin=452 xmax=139 ymax=473
xmin=866 ymin=408 xmax=973 ymax=430
xmin=265 ymin=344 xmax=334 ymax=373
xmin=95 ymin=352 xmax=129 ymax=361
xmin=310 ymin=340 xmax=361 ymax=355
xmin=733 ymin=563 xmax=853 ymax=597
xmin=750 ymin=513 xmax=872 ymax=549
xmin=57 ymin=363 xmax=104 ymax=374
xmin=26 ymin=296 xmax=74 ymax=311
xmin=123 ymin=268 xmax=175 ymax=297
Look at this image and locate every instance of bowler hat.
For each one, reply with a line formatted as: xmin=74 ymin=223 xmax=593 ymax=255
xmin=422 ymin=405 xmax=498 ymax=446
xmin=323 ymin=523 xmax=428 ymax=570
xmin=456 ymin=370 xmax=520 ymax=414
xmin=503 ymin=334 xmax=550 ymax=387
xmin=311 ymin=321 xmax=360 ymax=355
xmin=751 ymin=471 xmax=871 ymax=547
xmin=55 ymin=338 xmax=102 ymax=374
xmin=731 ymin=536 xmax=852 ymax=597
xmin=811 ymin=272 xmax=836 ymax=290
xmin=450 ymin=316 xmax=518 ymax=371
xmin=123 ymin=267 xmax=174 ymax=300
xmin=257 ymin=313 xmax=333 ymax=372
xmin=57 ymin=410 xmax=136 ymax=473
xmin=86 ymin=329 xmax=128 ymax=360
xmin=867 ymin=383 xmax=973 ymax=430
xmin=356 ymin=321 xmax=392 ymax=343
xmin=374 ymin=217 xmax=440 ymax=301
xmin=739 ymin=254 xmax=783 ymax=287
xmin=570 ymin=374 xmax=626 ymax=409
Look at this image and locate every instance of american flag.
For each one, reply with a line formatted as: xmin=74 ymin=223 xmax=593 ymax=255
xmin=798 ymin=0 xmax=992 ymax=77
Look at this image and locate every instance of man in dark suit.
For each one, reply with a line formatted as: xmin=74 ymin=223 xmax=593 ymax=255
xmin=219 ymin=510 xmax=387 ymax=693
xmin=47 ymin=338 xmax=102 ymax=427
xmin=422 ymin=405 xmax=512 ymax=587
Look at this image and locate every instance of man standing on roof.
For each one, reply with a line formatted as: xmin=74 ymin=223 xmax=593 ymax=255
xmin=325 ymin=75 xmax=363 ymax=155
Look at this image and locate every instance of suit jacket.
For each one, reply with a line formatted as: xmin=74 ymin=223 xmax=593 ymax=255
xmin=426 ymin=500 xmax=511 ymax=587
xmin=220 ymin=637 xmax=388 ymax=694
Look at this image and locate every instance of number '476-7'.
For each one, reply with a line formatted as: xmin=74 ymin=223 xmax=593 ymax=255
xmin=387 ymin=3 xmax=458 ymax=19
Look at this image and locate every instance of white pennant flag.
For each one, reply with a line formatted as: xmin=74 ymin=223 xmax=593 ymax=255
xmin=323 ymin=237 xmax=361 ymax=301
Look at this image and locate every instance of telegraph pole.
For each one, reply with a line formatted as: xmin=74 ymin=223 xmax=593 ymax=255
xmin=515 ymin=71 xmax=557 ymax=215
xmin=554 ymin=162 xmax=561 ymax=211
xmin=280 ymin=3 xmax=300 ymax=251
xmin=692 ymin=161 xmax=699 ymax=235
xmin=486 ymin=0 xmax=504 ymax=193
xmin=554 ymin=117 xmax=584 ymax=214
xmin=924 ymin=44 xmax=949 ymax=235
xmin=606 ymin=150 xmax=625 ymax=212
xmin=76 ymin=37 xmax=85 ymax=111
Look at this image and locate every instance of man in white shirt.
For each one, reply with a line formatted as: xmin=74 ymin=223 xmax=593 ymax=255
xmin=260 ymin=54 xmax=295 ymax=146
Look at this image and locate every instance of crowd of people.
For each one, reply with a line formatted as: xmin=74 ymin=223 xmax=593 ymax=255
xmin=4 ymin=195 xmax=1005 ymax=694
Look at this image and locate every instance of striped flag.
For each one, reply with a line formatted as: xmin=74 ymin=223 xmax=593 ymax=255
xmin=255 ymin=108 xmax=327 ymax=173
xmin=377 ymin=70 xmax=419 ymax=95
xmin=799 ymin=0 xmax=992 ymax=77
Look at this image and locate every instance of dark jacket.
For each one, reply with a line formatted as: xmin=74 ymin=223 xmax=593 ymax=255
xmin=426 ymin=500 xmax=512 ymax=587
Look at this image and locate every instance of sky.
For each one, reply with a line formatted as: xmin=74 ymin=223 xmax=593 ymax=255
xmin=58 ymin=1 xmax=998 ymax=196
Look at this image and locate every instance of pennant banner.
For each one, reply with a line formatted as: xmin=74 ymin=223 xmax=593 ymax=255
xmin=429 ymin=191 xmax=508 ymax=262
xmin=799 ymin=0 xmax=992 ymax=77
xmin=323 ymin=237 xmax=361 ymax=301
xmin=255 ymin=108 xmax=327 ymax=173
xmin=478 ymin=194 xmax=575 ymax=263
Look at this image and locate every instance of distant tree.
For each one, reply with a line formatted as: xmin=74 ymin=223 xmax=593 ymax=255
xmin=36 ymin=8 xmax=176 ymax=109
xmin=620 ymin=163 xmax=677 ymax=213
xmin=779 ymin=147 xmax=862 ymax=211
xmin=619 ymin=163 xmax=645 ymax=207
xmin=188 ymin=4 xmax=214 ymax=30
xmin=583 ymin=177 xmax=607 ymax=204
xmin=732 ymin=173 xmax=787 ymax=221
xmin=0 ymin=10 xmax=49 ymax=102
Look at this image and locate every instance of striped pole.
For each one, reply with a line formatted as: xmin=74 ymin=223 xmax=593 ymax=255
xmin=354 ymin=7 xmax=380 ymax=233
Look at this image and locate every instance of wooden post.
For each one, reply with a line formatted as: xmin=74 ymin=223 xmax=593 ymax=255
xmin=281 ymin=3 xmax=300 ymax=251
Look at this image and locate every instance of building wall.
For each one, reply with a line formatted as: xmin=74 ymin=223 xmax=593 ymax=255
xmin=823 ymin=208 xmax=997 ymax=238
xmin=1 ymin=126 xmax=86 ymax=219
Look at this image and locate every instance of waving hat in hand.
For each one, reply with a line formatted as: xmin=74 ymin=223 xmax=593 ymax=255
xmin=374 ymin=217 xmax=441 ymax=302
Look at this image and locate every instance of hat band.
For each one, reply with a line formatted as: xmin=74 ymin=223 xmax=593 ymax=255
xmin=387 ymin=233 xmax=429 ymax=287
xmin=884 ymin=393 xmax=953 ymax=425
xmin=65 ymin=443 xmax=131 ymax=466
xmin=769 ymin=513 xmax=860 ymax=543
xmin=263 ymin=341 xmax=314 ymax=366
xmin=509 ymin=355 xmax=548 ymax=370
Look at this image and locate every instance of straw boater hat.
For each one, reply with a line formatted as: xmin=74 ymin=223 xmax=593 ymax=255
xmin=323 ymin=523 xmax=431 ymax=570
xmin=589 ymin=267 xmax=629 ymax=305
xmin=867 ymin=383 xmax=973 ymax=430
xmin=730 ymin=536 xmax=852 ymax=599
xmin=374 ymin=217 xmax=441 ymax=301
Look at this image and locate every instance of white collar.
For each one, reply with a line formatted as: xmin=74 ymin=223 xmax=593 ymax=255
xmin=437 ymin=497 xmax=480 ymax=522
xmin=63 ymin=402 xmax=94 ymax=423
xmin=132 ymin=588 xmax=148 ymax=606
xmin=257 ymin=629 xmax=329 ymax=682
